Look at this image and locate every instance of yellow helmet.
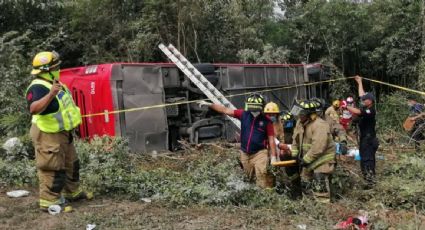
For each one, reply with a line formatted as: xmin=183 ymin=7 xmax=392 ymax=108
xmin=264 ymin=102 xmax=280 ymax=114
xmin=291 ymin=100 xmax=318 ymax=116
xmin=245 ymin=93 xmax=265 ymax=112
xmin=31 ymin=51 xmax=61 ymax=75
xmin=281 ymin=111 xmax=293 ymax=121
xmin=332 ymin=99 xmax=340 ymax=108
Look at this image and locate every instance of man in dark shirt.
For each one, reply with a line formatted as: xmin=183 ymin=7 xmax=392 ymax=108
xmin=345 ymin=76 xmax=379 ymax=189
xmin=26 ymin=85 xmax=60 ymax=114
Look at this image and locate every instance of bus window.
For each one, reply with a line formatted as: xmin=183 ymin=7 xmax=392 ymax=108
xmin=79 ymin=90 xmax=89 ymax=139
xmin=72 ymin=87 xmax=89 ymax=139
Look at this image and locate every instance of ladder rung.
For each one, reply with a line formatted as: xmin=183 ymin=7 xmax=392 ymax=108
xmin=158 ymin=43 xmax=240 ymax=129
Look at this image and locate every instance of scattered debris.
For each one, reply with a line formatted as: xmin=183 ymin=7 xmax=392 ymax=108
xmin=296 ymin=224 xmax=307 ymax=229
xmin=2 ymin=137 xmax=22 ymax=153
xmin=334 ymin=213 xmax=368 ymax=229
xmin=47 ymin=205 xmax=61 ymax=215
xmin=6 ymin=190 xmax=30 ymax=198
xmin=141 ymin=198 xmax=152 ymax=203
xmin=86 ymin=224 xmax=96 ymax=230
xmin=151 ymin=150 xmax=158 ymax=159
xmin=348 ymin=149 xmax=361 ymax=161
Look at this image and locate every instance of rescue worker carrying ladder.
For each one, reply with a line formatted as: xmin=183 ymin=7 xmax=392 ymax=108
xmin=289 ymin=100 xmax=336 ymax=203
xmin=26 ymin=51 xmax=93 ymax=212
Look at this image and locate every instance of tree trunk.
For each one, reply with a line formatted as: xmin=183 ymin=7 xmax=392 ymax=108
xmin=418 ymin=0 xmax=425 ymax=92
xmin=177 ymin=0 xmax=181 ymax=51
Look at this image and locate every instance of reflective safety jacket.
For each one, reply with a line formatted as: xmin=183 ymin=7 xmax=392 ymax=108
xmin=291 ymin=117 xmax=336 ymax=173
xmin=273 ymin=120 xmax=285 ymax=143
xmin=26 ymin=79 xmax=82 ymax=133
xmin=325 ymin=106 xmax=347 ymax=142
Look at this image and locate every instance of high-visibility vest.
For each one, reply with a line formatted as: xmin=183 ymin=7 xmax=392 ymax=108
xmin=26 ymin=79 xmax=81 ymax=133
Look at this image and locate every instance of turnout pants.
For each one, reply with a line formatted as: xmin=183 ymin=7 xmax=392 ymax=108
xmin=30 ymin=124 xmax=80 ymax=208
xmin=280 ymin=155 xmax=302 ymax=199
xmin=302 ymin=163 xmax=335 ymax=203
xmin=359 ymin=136 xmax=379 ymax=186
xmin=240 ymin=149 xmax=274 ymax=189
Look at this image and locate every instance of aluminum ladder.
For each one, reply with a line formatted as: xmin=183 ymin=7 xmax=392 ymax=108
xmin=158 ymin=43 xmax=241 ymax=129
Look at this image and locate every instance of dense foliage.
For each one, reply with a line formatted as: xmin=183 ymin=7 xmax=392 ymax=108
xmin=1 ymin=2 xmax=424 ymax=227
xmin=1 ymin=0 xmax=423 ymax=139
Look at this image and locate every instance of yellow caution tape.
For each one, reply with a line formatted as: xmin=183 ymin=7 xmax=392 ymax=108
xmin=362 ymin=77 xmax=425 ymax=96
xmin=81 ymin=76 xmax=425 ymax=118
xmin=82 ymin=77 xmax=351 ymax=118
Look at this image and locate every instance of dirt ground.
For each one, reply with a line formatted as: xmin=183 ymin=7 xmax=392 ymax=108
xmin=1 ymin=186 xmax=425 ymax=229
xmin=0 ymin=189 xmax=306 ymax=230
xmin=1 ymin=145 xmax=425 ymax=229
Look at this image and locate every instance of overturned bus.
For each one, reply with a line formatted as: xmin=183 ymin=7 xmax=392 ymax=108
xmin=60 ymin=62 xmax=330 ymax=152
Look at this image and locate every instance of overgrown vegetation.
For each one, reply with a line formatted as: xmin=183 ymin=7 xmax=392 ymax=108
xmin=1 ymin=1 xmax=425 ymax=227
xmin=1 ymin=0 xmax=425 ymax=138
xmin=1 ymin=136 xmax=425 ymax=228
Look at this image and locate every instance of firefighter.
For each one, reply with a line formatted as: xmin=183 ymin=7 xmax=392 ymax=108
xmin=281 ymin=111 xmax=296 ymax=144
xmin=276 ymin=111 xmax=303 ymax=199
xmin=289 ymin=100 xmax=336 ymax=203
xmin=311 ymin=97 xmax=327 ymax=118
xmin=26 ymin=51 xmax=93 ymax=212
xmin=325 ymin=99 xmax=341 ymax=122
xmin=406 ymin=95 xmax=425 ymax=152
xmin=340 ymin=97 xmax=353 ymax=131
xmin=345 ymin=75 xmax=379 ymax=189
xmin=264 ymin=102 xmax=284 ymax=142
xmin=199 ymin=93 xmax=277 ymax=188
xmin=325 ymin=99 xmax=348 ymax=155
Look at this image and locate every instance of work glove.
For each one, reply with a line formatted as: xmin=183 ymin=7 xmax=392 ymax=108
xmin=198 ymin=100 xmax=212 ymax=108
xmin=298 ymin=158 xmax=310 ymax=168
xmin=340 ymin=141 xmax=348 ymax=155
xmin=270 ymin=155 xmax=278 ymax=164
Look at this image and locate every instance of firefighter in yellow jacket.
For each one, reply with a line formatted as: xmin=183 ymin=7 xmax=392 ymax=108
xmin=325 ymin=99 xmax=348 ymax=155
xmin=290 ymin=100 xmax=336 ymax=203
xmin=26 ymin=51 xmax=93 ymax=212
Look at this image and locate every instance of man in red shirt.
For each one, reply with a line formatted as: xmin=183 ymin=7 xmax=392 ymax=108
xmin=200 ymin=93 xmax=277 ymax=188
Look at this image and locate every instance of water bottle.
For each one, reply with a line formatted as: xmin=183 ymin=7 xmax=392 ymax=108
xmin=354 ymin=150 xmax=361 ymax=161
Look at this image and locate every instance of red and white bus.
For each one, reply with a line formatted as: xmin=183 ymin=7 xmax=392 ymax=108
xmin=60 ymin=62 xmax=329 ymax=153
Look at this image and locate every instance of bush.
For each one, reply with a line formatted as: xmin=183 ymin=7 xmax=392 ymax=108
xmin=1 ymin=135 xmax=34 ymax=161
xmin=0 ymin=135 xmax=36 ymax=187
xmin=75 ymin=136 xmax=299 ymax=208
xmin=375 ymin=154 xmax=425 ymax=211
xmin=0 ymin=158 xmax=36 ymax=187
xmin=376 ymin=91 xmax=410 ymax=141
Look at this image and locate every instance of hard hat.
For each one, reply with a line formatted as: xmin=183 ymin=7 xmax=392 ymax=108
xmin=264 ymin=102 xmax=280 ymax=114
xmin=290 ymin=100 xmax=318 ymax=116
xmin=31 ymin=51 xmax=61 ymax=75
xmin=346 ymin=96 xmax=354 ymax=103
xmin=360 ymin=92 xmax=375 ymax=102
xmin=310 ymin=97 xmax=325 ymax=112
xmin=332 ymin=99 xmax=341 ymax=108
xmin=245 ymin=93 xmax=265 ymax=112
xmin=280 ymin=111 xmax=294 ymax=121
